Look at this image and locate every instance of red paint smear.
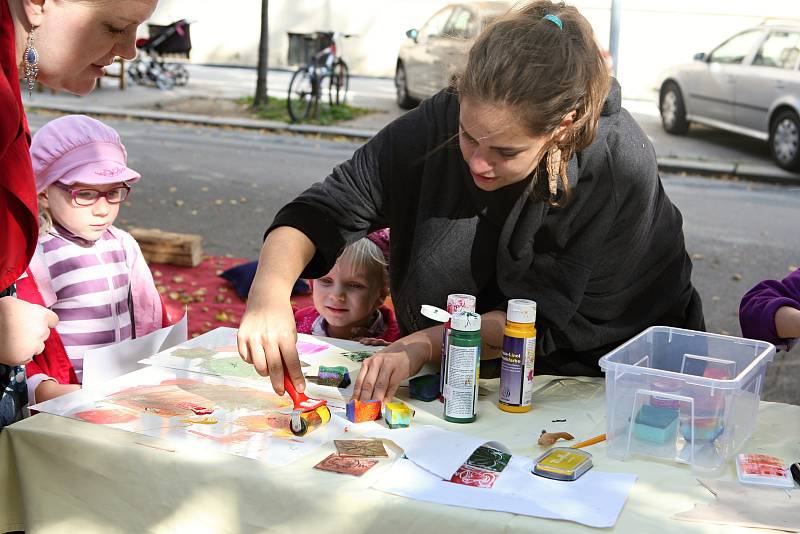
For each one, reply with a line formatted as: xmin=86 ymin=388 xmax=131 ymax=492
xmin=176 ymin=401 xmax=214 ymax=415
xmin=75 ymin=409 xmax=138 ymax=425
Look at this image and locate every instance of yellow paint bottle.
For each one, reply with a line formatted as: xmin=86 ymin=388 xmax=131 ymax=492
xmin=499 ymin=299 xmax=537 ymax=413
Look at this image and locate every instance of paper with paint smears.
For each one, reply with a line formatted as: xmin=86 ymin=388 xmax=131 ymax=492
xmin=139 ymin=327 xmax=379 ymax=405
xmin=373 ymin=456 xmax=637 ymax=528
xmin=82 ymin=314 xmax=188 ymax=388
xmin=369 ymin=425 xmax=509 ymax=480
xmin=31 ymin=366 xmax=348 ymax=466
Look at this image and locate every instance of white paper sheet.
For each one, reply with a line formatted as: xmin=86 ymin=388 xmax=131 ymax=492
xmin=81 ymin=314 xmax=188 ymax=388
xmin=373 ymin=456 xmax=637 ymax=528
xmin=139 ymin=327 xmax=378 ymax=407
xmin=369 ymin=425 xmax=509 ymax=479
xmin=32 ymin=365 xmax=347 ymax=466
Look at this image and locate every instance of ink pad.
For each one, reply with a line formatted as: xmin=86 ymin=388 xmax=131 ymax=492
xmin=532 ymin=447 xmax=593 ymax=481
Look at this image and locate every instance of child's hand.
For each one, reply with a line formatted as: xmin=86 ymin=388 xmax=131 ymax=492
xmin=353 ymin=336 xmax=432 ymax=402
xmin=355 ymin=337 xmax=390 ymax=346
xmin=0 ymin=297 xmax=59 ymax=365
xmin=775 ymin=305 xmax=800 ymax=340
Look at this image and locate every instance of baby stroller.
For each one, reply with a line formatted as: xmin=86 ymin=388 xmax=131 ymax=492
xmin=128 ymin=19 xmax=192 ymax=90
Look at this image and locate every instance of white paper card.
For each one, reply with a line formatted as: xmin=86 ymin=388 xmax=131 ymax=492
xmin=369 ymin=425 xmax=509 ymax=479
xmin=373 ymin=457 xmax=637 ymax=528
xmin=81 ymin=313 xmax=188 ymax=388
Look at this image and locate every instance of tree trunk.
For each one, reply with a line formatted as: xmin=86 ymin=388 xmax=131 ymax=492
xmin=253 ymin=0 xmax=269 ymax=108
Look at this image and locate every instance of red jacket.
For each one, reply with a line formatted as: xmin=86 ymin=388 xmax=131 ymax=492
xmin=0 ymin=0 xmax=38 ymax=291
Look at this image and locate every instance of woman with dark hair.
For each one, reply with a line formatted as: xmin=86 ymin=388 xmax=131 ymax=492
xmin=237 ymin=0 xmax=704 ymax=401
xmin=1 ymin=0 xmax=157 ymax=429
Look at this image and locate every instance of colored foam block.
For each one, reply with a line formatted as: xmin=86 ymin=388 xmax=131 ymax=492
xmin=384 ymin=401 xmax=415 ymax=429
xmin=633 ymin=404 xmax=679 ymax=444
xmin=346 ymin=399 xmax=382 ymax=423
xmin=317 ymin=365 xmax=351 ymax=388
xmin=409 ymin=374 xmax=440 ymax=402
xmin=680 ymin=417 xmax=724 ymax=442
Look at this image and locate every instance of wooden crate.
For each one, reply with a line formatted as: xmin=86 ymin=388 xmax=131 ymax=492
xmin=129 ymin=227 xmax=203 ymax=267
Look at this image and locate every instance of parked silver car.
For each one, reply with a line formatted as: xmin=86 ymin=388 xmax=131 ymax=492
xmin=395 ymin=1 xmax=512 ymax=109
xmin=658 ymin=22 xmax=800 ymax=171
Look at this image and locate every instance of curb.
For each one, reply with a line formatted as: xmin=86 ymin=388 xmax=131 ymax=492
xmin=26 ymin=103 xmax=800 ymax=186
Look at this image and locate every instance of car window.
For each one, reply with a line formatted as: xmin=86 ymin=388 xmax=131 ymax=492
xmin=708 ymin=30 xmax=764 ymax=64
xmin=423 ymin=7 xmax=455 ymax=40
xmin=753 ymin=31 xmax=800 ymax=69
xmin=447 ymin=8 xmax=473 ymax=39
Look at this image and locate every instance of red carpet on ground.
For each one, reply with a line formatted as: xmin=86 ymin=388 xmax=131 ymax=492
xmin=150 ymin=256 xmax=313 ymax=338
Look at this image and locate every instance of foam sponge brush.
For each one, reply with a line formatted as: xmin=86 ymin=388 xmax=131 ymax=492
xmin=317 ymin=365 xmax=351 ymax=388
xmin=634 ymin=404 xmax=679 ymax=444
xmin=384 ymin=401 xmax=415 ymax=429
xmin=346 ymin=399 xmax=382 ymax=423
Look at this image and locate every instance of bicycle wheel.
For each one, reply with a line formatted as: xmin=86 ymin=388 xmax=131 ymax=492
xmin=328 ymin=59 xmax=349 ymax=106
xmin=287 ymin=67 xmax=316 ymax=122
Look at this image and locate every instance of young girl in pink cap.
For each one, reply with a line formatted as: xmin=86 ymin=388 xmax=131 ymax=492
xmin=16 ymin=114 xmax=169 ymax=403
xmin=294 ymin=230 xmax=400 ymax=345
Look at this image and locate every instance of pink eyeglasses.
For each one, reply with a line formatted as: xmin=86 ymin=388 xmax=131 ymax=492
xmin=53 ymin=182 xmax=131 ymax=206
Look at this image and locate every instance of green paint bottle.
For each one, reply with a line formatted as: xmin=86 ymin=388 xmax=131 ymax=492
xmin=443 ymin=310 xmax=482 ymax=423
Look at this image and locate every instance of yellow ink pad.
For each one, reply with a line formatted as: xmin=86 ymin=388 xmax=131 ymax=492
xmin=532 ymin=447 xmax=593 ymax=481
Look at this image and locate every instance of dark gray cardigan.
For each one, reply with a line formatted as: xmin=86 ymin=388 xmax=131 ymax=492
xmin=270 ymin=80 xmax=704 ymax=375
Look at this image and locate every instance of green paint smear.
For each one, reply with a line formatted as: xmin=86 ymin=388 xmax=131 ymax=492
xmin=340 ymin=351 xmax=372 ymax=363
xmin=200 ymin=357 xmax=262 ymax=379
xmin=465 ymin=446 xmax=511 ymax=473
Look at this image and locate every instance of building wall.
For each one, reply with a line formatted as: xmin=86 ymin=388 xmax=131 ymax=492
xmin=149 ymin=0 xmax=800 ymax=99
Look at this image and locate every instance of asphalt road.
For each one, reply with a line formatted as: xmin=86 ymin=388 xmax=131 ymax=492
xmin=26 ymin=112 xmax=799 ymax=403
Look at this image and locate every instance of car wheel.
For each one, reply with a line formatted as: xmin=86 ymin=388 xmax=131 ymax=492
xmin=770 ymin=109 xmax=800 ymax=172
xmin=395 ymin=62 xmax=418 ymax=110
xmin=660 ymin=82 xmax=690 ymax=135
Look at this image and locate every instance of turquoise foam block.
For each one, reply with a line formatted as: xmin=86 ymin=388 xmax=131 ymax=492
xmin=634 ymin=404 xmax=679 ymax=444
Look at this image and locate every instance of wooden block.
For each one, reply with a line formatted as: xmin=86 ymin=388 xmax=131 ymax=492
xmin=129 ymin=227 xmax=203 ymax=267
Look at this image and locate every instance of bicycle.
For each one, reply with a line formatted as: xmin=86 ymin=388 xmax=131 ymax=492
xmin=287 ymin=32 xmax=352 ymax=122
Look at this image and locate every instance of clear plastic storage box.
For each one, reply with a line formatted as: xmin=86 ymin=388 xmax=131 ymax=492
xmin=598 ymin=326 xmax=775 ymax=471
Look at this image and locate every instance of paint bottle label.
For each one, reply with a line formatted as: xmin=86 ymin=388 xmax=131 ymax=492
xmin=499 ymin=335 xmax=535 ymax=409
xmin=499 ymin=299 xmax=537 ymax=413
xmin=444 ymin=344 xmax=480 ymax=421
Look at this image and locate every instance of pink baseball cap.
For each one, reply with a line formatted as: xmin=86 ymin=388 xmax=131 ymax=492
xmin=30 ymin=115 xmax=141 ymax=193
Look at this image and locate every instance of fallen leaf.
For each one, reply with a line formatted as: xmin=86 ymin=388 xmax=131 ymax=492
xmin=538 ymin=431 xmax=574 ymax=447
xmin=190 ymin=210 xmax=198 ymax=215
xmin=691 ymin=253 xmax=704 ymax=260
xmin=175 ymin=199 xmax=185 ymax=207
xmin=218 ymin=286 xmax=228 ymax=293
xmin=215 ymin=311 xmax=229 ymax=322
xmin=731 ymin=273 xmax=742 ymax=281
xmin=203 ymin=321 xmax=212 ymax=328
xmin=153 ymin=270 xmax=162 ymax=277
xmin=201 ymin=306 xmax=209 ymax=312
xmin=214 ymin=294 xmax=226 ymax=303
xmin=214 ymin=199 xmax=224 ymax=205
xmin=789 ymin=265 xmax=798 ymax=272
xmin=229 ymin=199 xmax=238 ymax=205
xmin=239 ymin=197 xmax=248 ymax=203
xmin=711 ymin=296 xmax=720 ymax=301
xmin=172 ymin=276 xmax=184 ymax=283
xmin=168 ymin=186 xmax=177 ymax=193
xmin=168 ymin=291 xmax=180 ymax=301
xmin=201 ymin=186 xmax=209 ymax=192
xmin=720 ymin=330 xmax=731 ymax=336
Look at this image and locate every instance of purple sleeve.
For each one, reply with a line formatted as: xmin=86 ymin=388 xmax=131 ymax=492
xmin=739 ymin=269 xmax=800 ymax=345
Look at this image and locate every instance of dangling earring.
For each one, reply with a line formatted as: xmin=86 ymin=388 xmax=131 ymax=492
xmin=24 ymin=26 xmax=40 ymax=98
xmin=546 ymin=146 xmax=561 ymax=198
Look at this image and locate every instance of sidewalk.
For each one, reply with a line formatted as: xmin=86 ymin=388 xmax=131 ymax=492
xmin=24 ymin=64 xmax=800 ymax=185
